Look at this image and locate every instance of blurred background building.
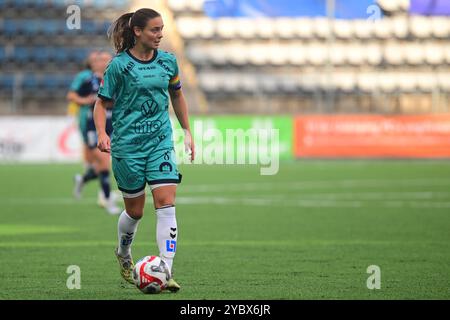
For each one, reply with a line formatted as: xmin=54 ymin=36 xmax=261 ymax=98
xmin=0 ymin=0 xmax=449 ymax=115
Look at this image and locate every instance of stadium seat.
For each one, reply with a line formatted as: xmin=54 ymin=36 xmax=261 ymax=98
xmin=430 ymin=17 xmax=450 ymax=39
xmin=216 ymin=18 xmax=237 ymax=39
xmin=417 ymin=73 xmax=437 ymax=93
xmin=287 ymin=44 xmax=307 ymax=66
xmin=42 ymin=74 xmax=60 ymax=91
xmin=4 ymin=20 xmax=17 ymax=38
xmin=42 ymin=20 xmax=59 ymax=36
xmin=275 ymin=18 xmax=296 ymax=39
xmin=259 ymin=76 xmax=279 ymax=94
xmin=168 ymin=0 xmax=187 ymax=12
xmin=175 ymin=17 xmax=196 ymax=39
xmin=14 ymin=46 xmax=30 ymax=64
xmin=347 ymin=44 xmax=365 ymax=66
xmin=187 ymin=0 xmax=205 ymax=12
xmin=398 ymin=73 xmax=418 ymax=93
xmin=82 ymin=20 xmax=96 ymax=35
xmin=222 ymin=74 xmax=240 ymax=94
xmin=437 ymin=73 xmax=450 ymax=92
xmin=425 ymin=43 xmax=445 ymax=65
xmin=391 ymin=16 xmax=409 ymax=39
xmin=197 ymin=17 xmax=215 ymax=39
xmin=197 ymin=72 xmax=220 ymax=93
xmin=306 ymin=43 xmax=327 ymax=66
xmin=377 ymin=0 xmax=399 ymax=12
xmin=314 ymin=18 xmax=332 ymax=39
xmin=384 ymin=42 xmax=405 ymax=66
xmin=353 ymin=20 xmax=373 ymax=40
xmin=240 ymin=75 xmax=258 ymax=94
xmin=255 ymin=18 xmax=276 ymax=39
xmin=405 ymin=43 xmax=425 ymax=65
xmin=366 ymin=43 xmax=383 ymax=66
xmin=236 ymin=18 xmax=258 ymax=39
xmin=445 ymin=44 xmax=450 ymax=64
xmin=23 ymin=20 xmax=41 ymax=36
xmin=410 ymin=16 xmax=432 ymax=39
xmin=185 ymin=45 xmax=207 ymax=65
xmin=373 ymin=19 xmax=393 ymax=39
xmin=267 ymin=45 xmax=289 ymax=66
xmin=248 ymin=44 xmax=268 ymax=66
xmin=357 ymin=73 xmax=379 ymax=93
xmin=22 ymin=73 xmax=39 ymax=91
xmin=333 ymin=20 xmax=353 ymax=39
xmin=209 ymin=45 xmax=228 ymax=65
xmin=298 ymin=74 xmax=320 ymax=93
xmin=295 ymin=19 xmax=314 ymax=39
xmin=0 ymin=74 xmax=14 ymax=92
xmin=329 ymin=44 xmax=347 ymax=65
xmin=379 ymin=73 xmax=398 ymax=93
xmin=279 ymin=75 xmax=299 ymax=94
xmin=333 ymin=73 xmax=356 ymax=93
xmin=228 ymin=43 xmax=248 ymax=66
xmin=0 ymin=46 xmax=5 ymax=63
xmin=34 ymin=47 xmax=51 ymax=64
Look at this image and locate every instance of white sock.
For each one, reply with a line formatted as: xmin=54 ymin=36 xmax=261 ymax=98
xmin=156 ymin=205 xmax=177 ymax=272
xmin=117 ymin=210 xmax=140 ymax=257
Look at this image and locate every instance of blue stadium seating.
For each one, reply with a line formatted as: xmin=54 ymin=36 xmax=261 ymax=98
xmin=0 ymin=74 xmax=14 ymax=92
xmin=0 ymin=47 xmax=5 ymax=63
xmin=23 ymin=74 xmax=39 ymax=91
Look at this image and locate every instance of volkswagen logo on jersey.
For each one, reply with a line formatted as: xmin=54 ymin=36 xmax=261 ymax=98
xmin=141 ymin=99 xmax=158 ymax=117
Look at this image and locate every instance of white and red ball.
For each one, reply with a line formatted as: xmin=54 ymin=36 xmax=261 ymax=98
xmin=132 ymin=256 xmax=171 ymax=294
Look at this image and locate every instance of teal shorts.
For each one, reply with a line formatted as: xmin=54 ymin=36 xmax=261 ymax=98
xmin=112 ymin=147 xmax=182 ymax=195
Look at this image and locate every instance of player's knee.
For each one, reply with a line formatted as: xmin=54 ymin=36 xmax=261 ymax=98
xmin=154 ymin=196 xmax=174 ymax=209
xmin=126 ymin=210 xmax=143 ymax=220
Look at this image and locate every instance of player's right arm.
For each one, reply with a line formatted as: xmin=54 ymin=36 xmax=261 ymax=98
xmin=66 ymin=91 xmax=97 ymax=106
xmin=93 ymin=98 xmax=112 ymax=153
xmin=94 ymin=58 xmax=120 ymax=153
xmin=66 ymin=71 xmax=96 ymax=105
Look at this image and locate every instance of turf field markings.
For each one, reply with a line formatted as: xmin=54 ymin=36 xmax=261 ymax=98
xmin=3 ymin=191 xmax=450 ymax=208
xmin=0 ymin=239 xmax=437 ymax=248
xmin=0 ymin=224 xmax=79 ymax=235
xmin=180 ymin=178 xmax=450 ymax=193
xmin=176 ymin=196 xmax=450 ymax=209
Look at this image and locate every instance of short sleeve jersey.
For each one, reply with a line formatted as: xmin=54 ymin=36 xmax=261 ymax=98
xmin=98 ymin=49 xmax=181 ymax=158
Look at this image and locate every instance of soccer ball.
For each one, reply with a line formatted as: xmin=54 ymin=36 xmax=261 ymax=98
xmin=132 ymin=256 xmax=171 ymax=294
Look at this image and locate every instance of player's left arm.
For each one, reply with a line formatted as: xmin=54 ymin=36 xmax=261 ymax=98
xmin=169 ymin=88 xmax=194 ymax=162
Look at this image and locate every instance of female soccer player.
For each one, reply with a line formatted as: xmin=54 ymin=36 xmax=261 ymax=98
xmin=69 ymin=51 xmax=120 ymax=215
xmin=67 ymin=51 xmax=99 ymax=198
xmin=93 ymin=8 xmax=195 ymax=292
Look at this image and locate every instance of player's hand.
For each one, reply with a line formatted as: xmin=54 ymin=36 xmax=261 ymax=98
xmin=97 ymin=132 xmax=111 ymax=153
xmin=84 ymin=94 xmax=97 ymax=105
xmin=184 ymin=129 xmax=195 ymax=163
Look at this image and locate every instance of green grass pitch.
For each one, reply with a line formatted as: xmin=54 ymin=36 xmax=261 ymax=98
xmin=0 ymin=160 xmax=449 ymax=299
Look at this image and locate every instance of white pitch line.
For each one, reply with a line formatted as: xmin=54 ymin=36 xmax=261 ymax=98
xmin=2 ymin=189 xmax=450 ymax=209
xmin=180 ymin=178 xmax=450 ymax=193
xmin=176 ymin=196 xmax=450 ymax=209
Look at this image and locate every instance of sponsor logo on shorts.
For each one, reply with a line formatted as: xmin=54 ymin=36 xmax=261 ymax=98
xmin=159 ymin=162 xmax=173 ymax=173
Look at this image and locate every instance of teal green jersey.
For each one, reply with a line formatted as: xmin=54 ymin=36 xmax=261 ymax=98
xmin=69 ymin=69 xmax=94 ymax=109
xmin=98 ymin=49 xmax=181 ymax=158
xmin=69 ymin=69 xmax=94 ymax=135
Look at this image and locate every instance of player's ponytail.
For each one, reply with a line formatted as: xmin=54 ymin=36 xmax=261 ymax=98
xmin=109 ymin=9 xmax=161 ymax=53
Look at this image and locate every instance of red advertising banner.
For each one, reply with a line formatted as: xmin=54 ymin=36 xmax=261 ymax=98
xmin=294 ymin=115 xmax=450 ymax=158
